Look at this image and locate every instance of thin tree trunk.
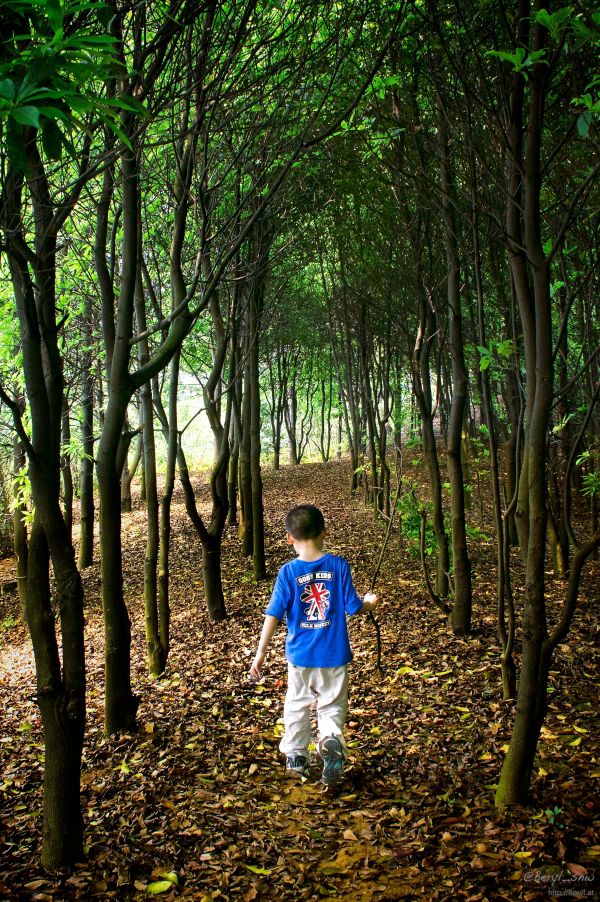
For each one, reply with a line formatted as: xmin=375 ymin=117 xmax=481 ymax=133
xmin=121 ymin=431 xmax=142 ymax=512
xmin=61 ymin=398 xmax=73 ymax=540
xmin=13 ymin=435 xmax=28 ymax=609
xmin=239 ymin=334 xmax=253 ymax=556
xmin=135 ymin=265 xmax=163 ymax=676
xmin=249 ymin=236 xmax=267 ymax=581
xmin=497 ymin=11 xmax=554 ymax=805
xmin=78 ymin=325 xmax=95 ymax=568
xmin=437 ymin=92 xmax=472 ymax=635
xmin=412 ymin=285 xmax=450 ymax=599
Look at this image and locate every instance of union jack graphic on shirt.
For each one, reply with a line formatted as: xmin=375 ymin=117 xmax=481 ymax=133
xmin=301 ymin=582 xmax=330 ymax=621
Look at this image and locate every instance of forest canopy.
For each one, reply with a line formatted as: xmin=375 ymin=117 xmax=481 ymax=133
xmin=0 ymin=0 xmax=598 ymax=896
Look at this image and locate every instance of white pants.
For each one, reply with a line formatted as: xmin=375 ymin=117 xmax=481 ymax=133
xmin=279 ymin=663 xmax=348 ymax=759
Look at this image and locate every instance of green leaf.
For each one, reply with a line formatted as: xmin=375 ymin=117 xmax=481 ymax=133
xmin=146 ymin=880 xmax=175 ymax=894
xmin=106 ymin=94 xmax=149 ymax=117
xmin=0 ymin=79 xmax=16 ymax=101
xmin=577 ymin=110 xmax=592 ymax=138
xmin=535 ymin=8 xmax=553 ymax=29
xmin=158 ymin=872 xmax=178 ymax=885
xmin=488 ymin=48 xmax=526 ymax=67
xmin=45 ymin=0 xmax=64 ymax=32
xmin=497 ymin=339 xmax=514 ymax=357
xmin=245 ymin=865 xmax=272 ymax=876
xmin=12 ymin=105 xmax=41 ymax=128
xmin=41 ymin=118 xmax=63 ymax=160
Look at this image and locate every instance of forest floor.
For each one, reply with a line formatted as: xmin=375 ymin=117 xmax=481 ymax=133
xmin=0 ymin=459 xmax=598 ymax=902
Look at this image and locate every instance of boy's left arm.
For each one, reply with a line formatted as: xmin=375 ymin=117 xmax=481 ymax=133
xmin=250 ymin=615 xmax=280 ymax=678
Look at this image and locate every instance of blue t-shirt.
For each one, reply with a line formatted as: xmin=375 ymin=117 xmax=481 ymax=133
xmin=264 ymin=553 xmax=364 ymax=667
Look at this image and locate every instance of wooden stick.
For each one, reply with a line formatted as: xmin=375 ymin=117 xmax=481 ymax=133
xmin=367 ymin=479 xmax=402 ymax=669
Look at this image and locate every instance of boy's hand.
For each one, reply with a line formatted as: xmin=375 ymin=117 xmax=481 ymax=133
xmin=363 ymin=592 xmax=377 ymax=611
xmin=250 ymin=651 xmax=265 ymax=679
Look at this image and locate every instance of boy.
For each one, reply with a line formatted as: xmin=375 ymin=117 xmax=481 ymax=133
xmin=249 ymin=504 xmax=377 ymax=786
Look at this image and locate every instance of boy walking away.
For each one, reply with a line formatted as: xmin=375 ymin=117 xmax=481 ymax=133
xmin=249 ymin=504 xmax=377 ymax=786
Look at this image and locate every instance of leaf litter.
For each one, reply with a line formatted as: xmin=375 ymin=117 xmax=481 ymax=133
xmin=0 ymin=459 xmax=598 ymax=900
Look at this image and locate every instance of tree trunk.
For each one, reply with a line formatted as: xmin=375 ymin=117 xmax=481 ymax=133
xmin=4 ymin=152 xmax=87 ymax=869
xmin=61 ymin=398 xmax=74 ymax=540
xmin=412 ymin=282 xmax=450 ymax=599
xmin=97 ymin=414 xmax=139 ymax=732
xmin=136 ymin=263 xmax=164 ymax=676
xmin=156 ymin=358 xmax=178 ymax=672
xmin=228 ymin=421 xmax=240 ymax=526
xmin=239 ymin=341 xmax=253 ymax=556
xmin=78 ymin=334 xmax=95 ymax=568
xmin=13 ymin=435 xmax=28 ymax=609
xmin=249 ymin=237 xmax=267 ymax=581
xmin=496 ymin=11 xmax=555 ymax=805
xmin=437 ymin=93 xmax=472 ymax=635
xmin=24 ymin=520 xmax=85 ymax=868
xmin=121 ymin=431 xmax=142 ymax=513
xmin=202 ymin=532 xmax=226 ymax=620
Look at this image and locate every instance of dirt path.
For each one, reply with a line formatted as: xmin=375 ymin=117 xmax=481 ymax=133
xmin=0 ymin=460 xmax=598 ymax=900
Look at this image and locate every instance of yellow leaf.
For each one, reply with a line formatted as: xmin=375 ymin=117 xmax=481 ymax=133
xmin=514 ymin=851 xmax=533 ymax=859
xmin=538 ymin=767 xmax=548 ymax=777
xmin=248 ymin=763 xmax=258 ymax=776
xmin=569 ymin=736 xmax=582 ymax=747
xmin=573 ymin=726 xmax=588 ymax=734
xmin=501 ymin=744 xmax=510 ymax=753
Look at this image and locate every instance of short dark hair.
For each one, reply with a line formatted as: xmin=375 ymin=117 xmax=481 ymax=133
xmin=285 ymin=504 xmax=325 ymax=540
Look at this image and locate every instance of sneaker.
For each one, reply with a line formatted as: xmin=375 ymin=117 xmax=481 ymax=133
xmin=319 ymin=736 xmax=344 ymax=786
xmin=286 ymin=754 xmax=310 ymax=778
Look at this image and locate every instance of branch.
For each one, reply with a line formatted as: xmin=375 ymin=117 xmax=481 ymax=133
xmin=546 ymin=162 xmax=600 ymax=264
xmin=563 ymin=380 xmax=600 ymax=550
xmin=0 ymin=384 xmax=33 ymax=457
xmin=420 ymin=510 xmax=451 ymax=616
xmin=545 ymin=532 xmax=600 ymax=654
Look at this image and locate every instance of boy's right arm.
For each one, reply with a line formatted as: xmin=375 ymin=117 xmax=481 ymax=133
xmin=361 ymin=592 xmax=378 ymax=613
xmin=250 ymin=615 xmax=280 ymax=678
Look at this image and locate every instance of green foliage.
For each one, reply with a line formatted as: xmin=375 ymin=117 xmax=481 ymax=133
xmin=466 ymin=524 xmax=490 ymax=544
xmin=1 ymin=614 xmax=20 ymax=631
xmin=581 ymin=470 xmax=600 ymax=499
xmin=9 ymin=466 xmax=34 ymax=527
xmin=476 ymin=339 xmax=514 ymax=372
xmin=544 ymin=805 xmax=563 ymax=826
xmin=487 ymin=47 xmax=548 ymax=81
xmin=574 ymin=78 xmax=600 ymax=139
xmin=405 ymin=430 xmax=422 ymax=450
xmin=0 ymin=0 xmax=146 ymax=168
xmin=397 ymin=482 xmax=435 ymax=558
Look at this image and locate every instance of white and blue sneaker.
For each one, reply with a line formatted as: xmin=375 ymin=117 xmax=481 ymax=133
xmin=319 ymin=736 xmax=344 ymax=786
xmin=286 ymin=754 xmax=310 ymax=778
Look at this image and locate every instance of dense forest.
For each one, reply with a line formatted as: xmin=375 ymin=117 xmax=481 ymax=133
xmin=0 ymin=0 xmax=598 ymax=898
